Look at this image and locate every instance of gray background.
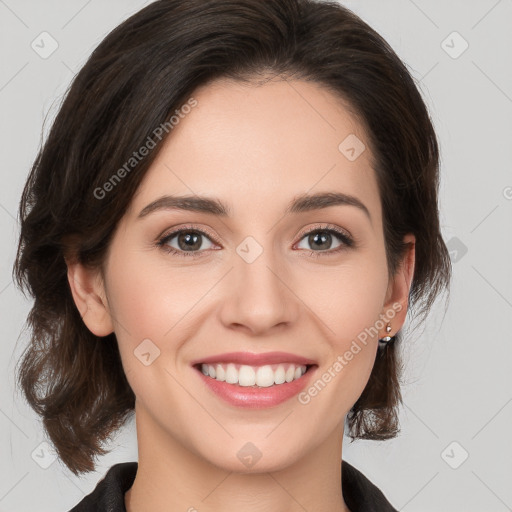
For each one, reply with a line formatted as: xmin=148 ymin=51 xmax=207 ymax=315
xmin=1 ymin=0 xmax=511 ymax=510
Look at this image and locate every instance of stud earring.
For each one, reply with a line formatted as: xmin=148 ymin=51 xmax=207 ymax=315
xmin=379 ymin=323 xmax=395 ymax=344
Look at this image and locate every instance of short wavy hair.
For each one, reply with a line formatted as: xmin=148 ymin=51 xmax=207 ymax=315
xmin=13 ymin=0 xmax=451 ymax=476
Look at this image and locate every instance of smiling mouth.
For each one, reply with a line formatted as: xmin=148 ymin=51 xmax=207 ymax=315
xmin=193 ymin=363 xmax=317 ymax=388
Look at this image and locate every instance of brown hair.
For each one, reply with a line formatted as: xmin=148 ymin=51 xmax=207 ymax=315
xmin=13 ymin=0 xmax=451 ymax=475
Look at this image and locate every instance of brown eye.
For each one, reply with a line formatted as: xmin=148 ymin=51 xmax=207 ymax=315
xmin=295 ymin=226 xmax=354 ymax=257
xmin=157 ymin=227 xmax=217 ymax=257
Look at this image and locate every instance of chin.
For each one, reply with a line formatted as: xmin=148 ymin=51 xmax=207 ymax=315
xmin=200 ymin=438 xmax=304 ymax=475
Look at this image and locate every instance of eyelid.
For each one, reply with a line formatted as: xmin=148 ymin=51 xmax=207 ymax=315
xmin=157 ymin=223 xmax=221 ymax=246
xmin=294 ymin=222 xmax=353 ymax=245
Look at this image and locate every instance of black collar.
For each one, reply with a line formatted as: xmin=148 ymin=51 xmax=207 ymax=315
xmin=69 ymin=460 xmax=398 ymax=511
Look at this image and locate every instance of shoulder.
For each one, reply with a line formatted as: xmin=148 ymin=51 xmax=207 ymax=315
xmin=342 ymin=460 xmax=398 ymax=512
xmin=68 ymin=462 xmax=138 ymax=512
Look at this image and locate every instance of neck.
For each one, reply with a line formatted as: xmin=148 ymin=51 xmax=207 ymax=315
xmin=125 ymin=402 xmax=351 ymax=512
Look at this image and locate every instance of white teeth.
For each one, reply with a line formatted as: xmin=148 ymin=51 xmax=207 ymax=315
xmin=199 ymin=363 xmax=308 ymax=387
xmin=225 ymin=363 xmax=238 ymax=384
xmin=239 ymin=365 xmax=256 ymax=386
xmin=256 ymin=365 xmax=275 ymax=387
xmin=215 ymin=364 xmax=226 ymax=381
xmin=274 ymin=364 xmax=286 ymax=384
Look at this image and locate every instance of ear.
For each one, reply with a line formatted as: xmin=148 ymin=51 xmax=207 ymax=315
xmin=65 ymin=259 xmax=114 ymax=337
xmin=380 ymin=234 xmax=416 ymax=338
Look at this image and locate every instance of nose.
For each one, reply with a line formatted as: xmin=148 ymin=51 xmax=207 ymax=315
xmin=218 ymin=247 xmax=300 ymax=336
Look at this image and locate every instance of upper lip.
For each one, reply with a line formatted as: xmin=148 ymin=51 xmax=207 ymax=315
xmin=191 ymin=351 xmax=317 ymax=367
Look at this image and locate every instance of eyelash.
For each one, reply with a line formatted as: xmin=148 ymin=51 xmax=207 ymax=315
xmin=156 ymin=223 xmax=355 ymax=259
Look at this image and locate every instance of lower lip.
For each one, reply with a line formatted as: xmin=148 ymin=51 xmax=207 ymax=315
xmin=194 ymin=365 xmax=317 ymax=409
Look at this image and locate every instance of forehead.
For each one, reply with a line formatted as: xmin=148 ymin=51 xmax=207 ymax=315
xmin=128 ymin=77 xmax=381 ymax=223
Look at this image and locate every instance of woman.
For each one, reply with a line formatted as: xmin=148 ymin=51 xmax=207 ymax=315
xmin=13 ymin=0 xmax=451 ymax=510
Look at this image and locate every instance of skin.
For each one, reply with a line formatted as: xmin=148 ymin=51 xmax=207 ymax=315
xmin=67 ymin=77 xmax=415 ymax=512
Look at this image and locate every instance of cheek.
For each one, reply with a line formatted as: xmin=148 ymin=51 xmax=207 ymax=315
xmin=105 ymin=248 xmax=209 ymax=341
xmin=297 ymin=256 xmax=389 ymax=342
xmin=300 ymin=253 xmax=388 ymax=396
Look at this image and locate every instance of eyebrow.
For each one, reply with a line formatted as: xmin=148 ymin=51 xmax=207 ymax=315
xmin=138 ymin=191 xmax=371 ymax=222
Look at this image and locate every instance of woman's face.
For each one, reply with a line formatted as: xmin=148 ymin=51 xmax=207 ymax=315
xmin=72 ymin=77 xmax=413 ymax=472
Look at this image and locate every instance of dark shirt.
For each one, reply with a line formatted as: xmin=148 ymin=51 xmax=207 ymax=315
xmin=69 ymin=460 xmax=398 ymax=511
